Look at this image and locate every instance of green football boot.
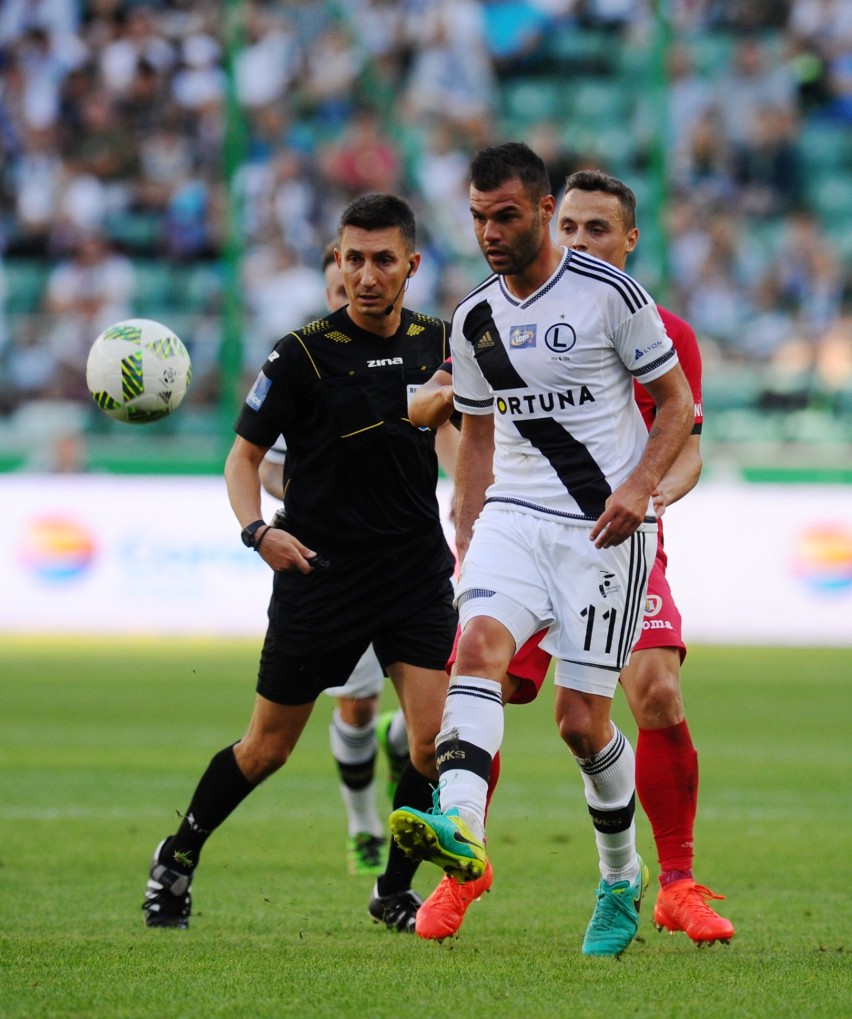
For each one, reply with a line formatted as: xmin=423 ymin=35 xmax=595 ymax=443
xmin=389 ymin=805 xmax=486 ymax=882
xmin=582 ymin=856 xmax=650 ymax=957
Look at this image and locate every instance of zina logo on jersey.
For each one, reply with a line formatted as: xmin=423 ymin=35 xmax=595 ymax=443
xmin=367 ymin=357 xmax=404 ymax=367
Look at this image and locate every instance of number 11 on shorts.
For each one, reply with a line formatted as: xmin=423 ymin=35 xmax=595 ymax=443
xmin=581 ymin=605 xmax=618 ymax=654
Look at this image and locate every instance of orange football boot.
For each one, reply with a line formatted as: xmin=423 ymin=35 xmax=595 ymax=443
xmin=654 ymin=879 xmax=735 ymax=945
xmin=415 ymin=861 xmax=494 ymax=940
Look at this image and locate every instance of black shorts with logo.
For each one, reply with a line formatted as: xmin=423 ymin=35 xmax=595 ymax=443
xmin=256 ymin=525 xmax=457 ymax=705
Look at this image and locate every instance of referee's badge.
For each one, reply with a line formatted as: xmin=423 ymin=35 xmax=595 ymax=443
xmin=407 ymin=383 xmax=430 ymax=430
xmin=509 ymin=324 xmax=537 ymax=348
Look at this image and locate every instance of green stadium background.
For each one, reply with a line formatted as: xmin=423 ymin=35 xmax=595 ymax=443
xmin=0 ymin=1 xmax=850 ymax=642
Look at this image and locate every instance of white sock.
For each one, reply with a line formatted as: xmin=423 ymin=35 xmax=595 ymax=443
xmin=575 ymin=725 xmax=639 ymax=885
xmin=436 ymin=675 xmax=503 ymax=841
xmin=329 ymin=709 xmax=383 ymax=839
xmin=387 ymin=707 xmax=408 ymax=756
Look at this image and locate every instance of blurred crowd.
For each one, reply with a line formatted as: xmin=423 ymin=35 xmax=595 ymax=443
xmin=0 ymin=0 xmax=850 ymax=430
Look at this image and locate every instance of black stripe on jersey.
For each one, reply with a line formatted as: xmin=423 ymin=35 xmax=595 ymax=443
xmin=462 ymin=300 xmax=529 ymax=391
xmin=569 ymin=250 xmax=648 ymax=309
xmin=566 ymin=251 xmax=648 ymax=314
xmin=511 ymin=417 xmax=611 ymax=517
xmin=632 ymin=347 xmax=676 ymax=378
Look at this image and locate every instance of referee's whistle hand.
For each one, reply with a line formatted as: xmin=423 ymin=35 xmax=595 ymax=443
xmin=257 ymin=528 xmax=318 ymax=574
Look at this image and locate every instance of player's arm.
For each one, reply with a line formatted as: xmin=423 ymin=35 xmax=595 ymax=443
xmin=652 ymin=313 xmax=703 ymax=515
xmin=591 ymin=363 xmax=693 ymax=549
xmin=408 ymin=368 xmax=455 ymax=429
xmin=224 ymin=435 xmax=317 ymax=574
xmin=652 ymin=433 xmax=702 ymax=517
xmin=258 ymin=457 xmax=285 ymax=501
xmin=453 ymin=412 xmax=494 ymax=562
xmin=435 ymin=419 xmax=459 ymax=481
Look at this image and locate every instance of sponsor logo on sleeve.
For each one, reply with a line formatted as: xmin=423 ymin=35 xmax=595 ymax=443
xmin=634 ymin=340 xmax=664 ymax=361
xmin=246 ymin=372 xmax=272 ymax=410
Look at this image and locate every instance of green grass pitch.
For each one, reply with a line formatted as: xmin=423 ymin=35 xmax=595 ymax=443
xmin=1 ymin=639 xmax=850 ymax=1018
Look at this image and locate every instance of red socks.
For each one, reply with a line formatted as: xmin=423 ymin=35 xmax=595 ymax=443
xmin=635 ymin=721 xmax=698 ymax=883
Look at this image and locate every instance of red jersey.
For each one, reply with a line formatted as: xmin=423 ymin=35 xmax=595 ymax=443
xmin=633 ymin=306 xmax=703 ymax=436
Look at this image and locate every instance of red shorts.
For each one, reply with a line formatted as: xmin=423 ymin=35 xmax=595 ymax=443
xmin=633 ymin=553 xmax=686 ymax=657
xmin=446 ymin=626 xmax=551 ymax=705
xmin=446 ymin=551 xmax=685 ymax=704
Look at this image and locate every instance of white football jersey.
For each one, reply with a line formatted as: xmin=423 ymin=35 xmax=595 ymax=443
xmin=451 ymin=248 xmax=679 ymax=525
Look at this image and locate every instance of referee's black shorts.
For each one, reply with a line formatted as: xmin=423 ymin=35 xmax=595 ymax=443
xmin=256 ymin=526 xmax=457 ymax=706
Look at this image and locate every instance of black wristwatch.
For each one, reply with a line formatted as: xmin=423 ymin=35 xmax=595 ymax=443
xmin=240 ymin=519 xmax=267 ymax=549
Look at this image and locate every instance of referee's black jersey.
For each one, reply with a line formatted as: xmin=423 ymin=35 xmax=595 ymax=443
xmin=236 ymin=306 xmax=450 ymax=545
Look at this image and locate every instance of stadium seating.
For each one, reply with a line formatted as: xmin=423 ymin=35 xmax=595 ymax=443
xmin=4 ymin=261 xmax=50 ymax=315
xmin=0 ymin=14 xmax=848 ymax=478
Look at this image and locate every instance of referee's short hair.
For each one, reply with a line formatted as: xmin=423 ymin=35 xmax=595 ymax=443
xmin=321 ymin=240 xmax=337 ymax=271
xmin=470 ymin=142 xmax=551 ymax=203
xmin=338 ymin=193 xmax=416 ymax=250
xmin=563 ymin=169 xmax=637 ymax=231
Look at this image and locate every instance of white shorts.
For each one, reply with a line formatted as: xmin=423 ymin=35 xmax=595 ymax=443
xmin=323 ymin=644 xmax=384 ymax=699
xmin=456 ymin=505 xmax=655 ymax=697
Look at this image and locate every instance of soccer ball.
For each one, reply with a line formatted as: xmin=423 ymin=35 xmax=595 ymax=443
xmin=86 ymin=318 xmax=192 ymax=424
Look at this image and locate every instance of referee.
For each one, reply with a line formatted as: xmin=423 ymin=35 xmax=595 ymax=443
xmin=142 ymin=194 xmax=457 ymax=933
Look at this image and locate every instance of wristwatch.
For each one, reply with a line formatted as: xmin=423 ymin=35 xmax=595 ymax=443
xmin=240 ymin=519 xmax=267 ymax=549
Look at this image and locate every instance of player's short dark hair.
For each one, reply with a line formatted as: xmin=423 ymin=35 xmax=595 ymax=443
xmin=562 ymin=169 xmax=637 ymax=231
xmin=321 ymin=241 xmax=337 ymax=270
xmin=337 ymin=193 xmax=416 ymax=250
xmin=469 ymin=142 xmax=551 ymax=202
